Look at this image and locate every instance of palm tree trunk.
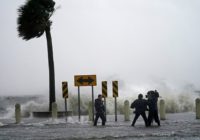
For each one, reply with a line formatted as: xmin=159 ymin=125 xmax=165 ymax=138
xmin=45 ymin=26 xmax=56 ymax=111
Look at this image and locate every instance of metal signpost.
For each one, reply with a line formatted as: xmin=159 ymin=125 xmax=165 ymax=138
xmin=112 ymin=81 xmax=118 ymax=122
xmin=62 ymin=81 xmax=68 ymax=121
xmin=74 ymin=75 xmax=97 ymax=122
xmin=102 ymin=81 xmax=107 ymax=122
xmin=91 ymin=85 xmax=94 ymax=121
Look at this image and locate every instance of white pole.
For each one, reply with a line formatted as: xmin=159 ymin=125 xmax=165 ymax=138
xmin=196 ymin=98 xmax=200 ymax=119
xmin=15 ymin=104 xmax=21 ymax=124
xmin=52 ymin=102 xmax=58 ymax=121
xmin=124 ymin=100 xmax=130 ymax=121
xmin=159 ymin=99 xmax=166 ymax=120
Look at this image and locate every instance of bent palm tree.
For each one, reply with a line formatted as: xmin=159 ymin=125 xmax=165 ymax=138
xmin=17 ymin=0 xmax=56 ymax=111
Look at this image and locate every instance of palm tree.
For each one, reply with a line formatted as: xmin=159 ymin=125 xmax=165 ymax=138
xmin=17 ymin=0 xmax=56 ymax=111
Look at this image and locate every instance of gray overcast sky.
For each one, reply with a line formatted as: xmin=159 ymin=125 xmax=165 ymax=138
xmin=0 ymin=0 xmax=200 ymax=97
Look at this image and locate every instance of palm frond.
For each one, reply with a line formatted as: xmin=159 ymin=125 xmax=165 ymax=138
xmin=17 ymin=0 xmax=55 ymax=40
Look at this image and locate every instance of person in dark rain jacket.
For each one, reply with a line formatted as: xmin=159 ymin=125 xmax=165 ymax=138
xmin=146 ymin=90 xmax=160 ymax=126
xmin=130 ymin=94 xmax=148 ymax=127
xmin=94 ymin=94 xmax=106 ymax=126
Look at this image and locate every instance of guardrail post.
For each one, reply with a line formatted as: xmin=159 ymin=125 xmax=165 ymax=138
xmin=15 ymin=104 xmax=21 ymax=124
xmin=124 ymin=100 xmax=130 ymax=121
xmin=159 ymin=99 xmax=166 ymax=120
xmin=88 ymin=101 xmax=93 ymax=121
xmin=52 ymin=102 xmax=58 ymax=120
xmin=196 ymin=98 xmax=200 ymax=119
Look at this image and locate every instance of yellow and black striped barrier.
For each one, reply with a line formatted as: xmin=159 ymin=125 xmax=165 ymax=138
xmin=112 ymin=81 xmax=118 ymax=122
xmin=102 ymin=81 xmax=107 ymax=121
xmin=112 ymin=81 xmax=118 ymax=97
xmin=102 ymin=81 xmax=107 ymax=98
xmin=62 ymin=81 xmax=68 ymax=98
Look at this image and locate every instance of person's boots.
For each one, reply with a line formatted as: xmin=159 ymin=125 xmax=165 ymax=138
xmin=131 ymin=122 xmax=135 ymax=126
xmin=94 ymin=121 xmax=97 ymax=126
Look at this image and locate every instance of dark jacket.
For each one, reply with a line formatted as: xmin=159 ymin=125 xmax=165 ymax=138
xmin=95 ymin=99 xmax=105 ymax=113
xmin=131 ymin=99 xmax=148 ymax=113
xmin=146 ymin=90 xmax=159 ymax=111
xmin=148 ymin=96 xmax=158 ymax=111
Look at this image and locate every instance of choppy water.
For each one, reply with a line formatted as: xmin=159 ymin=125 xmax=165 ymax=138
xmin=0 ymin=113 xmax=200 ymax=140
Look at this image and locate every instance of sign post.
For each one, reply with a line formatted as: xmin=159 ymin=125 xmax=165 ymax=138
xmin=78 ymin=86 xmax=80 ymax=121
xmin=62 ymin=81 xmax=68 ymax=121
xmin=102 ymin=81 xmax=107 ymax=121
xmin=74 ymin=75 xmax=97 ymax=122
xmin=92 ymin=86 xmax=94 ymax=122
xmin=112 ymin=81 xmax=118 ymax=122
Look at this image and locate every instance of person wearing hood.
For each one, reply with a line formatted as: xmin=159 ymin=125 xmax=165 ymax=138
xmin=130 ymin=94 xmax=148 ymax=127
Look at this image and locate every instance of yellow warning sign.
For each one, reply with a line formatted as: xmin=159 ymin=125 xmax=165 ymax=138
xmin=112 ymin=81 xmax=118 ymax=97
xmin=62 ymin=81 xmax=68 ymax=98
xmin=74 ymin=75 xmax=97 ymax=86
xmin=102 ymin=81 xmax=107 ymax=98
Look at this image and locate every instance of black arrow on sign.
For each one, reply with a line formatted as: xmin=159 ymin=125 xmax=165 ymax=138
xmin=77 ymin=77 xmax=94 ymax=85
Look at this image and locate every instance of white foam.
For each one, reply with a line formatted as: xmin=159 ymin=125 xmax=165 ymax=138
xmin=0 ymin=107 xmax=15 ymax=119
xmin=0 ymin=100 xmax=49 ymax=119
xmin=0 ymin=122 xmax=4 ymax=126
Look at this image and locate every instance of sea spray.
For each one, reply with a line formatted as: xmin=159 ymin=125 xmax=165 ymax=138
xmin=163 ymin=92 xmax=195 ymax=113
xmin=0 ymin=122 xmax=4 ymax=127
xmin=0 ymin=90 xmax=198 ymax=119
xmin=0 ymin=96 xmax=48 ymax=118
